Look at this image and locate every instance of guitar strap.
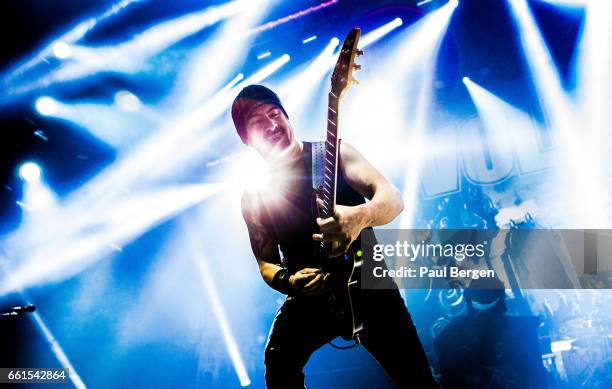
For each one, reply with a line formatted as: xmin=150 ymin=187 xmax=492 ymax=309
xmin=311 ymin=140 xmax=326 ymax=192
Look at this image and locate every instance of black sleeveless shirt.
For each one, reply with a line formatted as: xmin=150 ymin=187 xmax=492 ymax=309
xmin=260 ymin=141 xmax=365 ymax=273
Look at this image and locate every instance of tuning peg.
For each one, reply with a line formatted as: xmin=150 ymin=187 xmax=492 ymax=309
xmin=356 ymin=49 xmax=364 ymax=56
xmin=353 ymin=64 xmax=361 ymax=71
xmin=352 ymin=78 xmax=359 ymax=85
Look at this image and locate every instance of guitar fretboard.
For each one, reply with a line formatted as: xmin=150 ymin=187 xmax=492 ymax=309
xmin=320 ymin=91 xmax=340 ymax=219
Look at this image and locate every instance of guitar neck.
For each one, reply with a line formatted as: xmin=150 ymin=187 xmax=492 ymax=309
xmin=321 ymin=91 xmax=341 ymax=219
xmin=319 ymin=26 xmax=361 ymax=220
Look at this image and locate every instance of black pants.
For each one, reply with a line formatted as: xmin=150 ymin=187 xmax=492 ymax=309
xmin=264 ymin=288 xmax=438 ymax=388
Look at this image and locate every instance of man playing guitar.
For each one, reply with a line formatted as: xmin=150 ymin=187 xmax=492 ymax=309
xmin=231 ymin=83 xmax=437 ymax=388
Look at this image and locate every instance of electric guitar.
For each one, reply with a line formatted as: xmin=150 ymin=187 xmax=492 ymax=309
xmin=315 ymin=27 xmax=363 ymax=341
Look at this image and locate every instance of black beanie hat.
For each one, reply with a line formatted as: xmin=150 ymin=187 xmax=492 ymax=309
xmin=231 ymin=84 xmax=289 ymax=144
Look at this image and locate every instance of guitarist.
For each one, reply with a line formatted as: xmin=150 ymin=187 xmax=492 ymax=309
xmin=232 ymin=84 xmax=437 ymax=389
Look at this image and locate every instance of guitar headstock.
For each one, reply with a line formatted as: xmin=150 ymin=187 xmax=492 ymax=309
xmin=331 ymin=28 xmax=363 ymax=98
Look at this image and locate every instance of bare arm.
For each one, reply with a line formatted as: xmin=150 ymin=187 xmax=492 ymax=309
xmin=338 ymin=141 xmax=404 ymax=226
xmin=241 ymin=194 xmax=283 ymax=286
xmin=241 ymin=194 xmax=319 ymax=294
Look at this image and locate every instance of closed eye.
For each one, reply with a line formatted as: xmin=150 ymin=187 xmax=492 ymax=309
xmin=268 ymin=108 xmax=280 ymax=118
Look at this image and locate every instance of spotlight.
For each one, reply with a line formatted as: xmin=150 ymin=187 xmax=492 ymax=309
xmin=302 ymin=35 xmax=317 ymax=44
xmin=238 ymin=54 xmax=290 ymax=85
xmin=31 ymin=312 xmax=86 ymax=388
xmin=232 ymin=151 xmax=270 ymax=193
xmin=462 ymin=76 xmax=470 ymax=84
xmin=538 ymin=0 xmax=584 ymax=7
xmin=185 ymin=224 xmax=251 ymax=387
xmin=279 ymin=38 xmax=340 ymax=122
xmin=359 ymin=17 xmax=403 ymax=49
xmin=508 ymin=0 xmax=611 ymax=226
xmin=52 ymin=41 xmax=71 ymax=59
xmin=227 ymin=73 xmax=244 ymax=88
xmin=114 ymin=90 xmax=142 ymax=112
xmin=35 ymin=96 xmax=58 ymax=116
xmin=19 ymin=162 xmax=41 ymax=183
xmin=10 ymin=0 xmax=253 ymax=96
xmin=2 ymin=0 xmax=142 ymax=87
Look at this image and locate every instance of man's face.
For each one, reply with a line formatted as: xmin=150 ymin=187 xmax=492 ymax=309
xmin=245 ymin=103 xmax=295 ymax=158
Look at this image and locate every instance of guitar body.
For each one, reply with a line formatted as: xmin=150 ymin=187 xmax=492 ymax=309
xmin=314 ymin=27 xmax=364 ymax=341
xmin=323 ymin=241 xmax=363 ymax=341
xmin=312 ymin=185 xmax=364 ymax=340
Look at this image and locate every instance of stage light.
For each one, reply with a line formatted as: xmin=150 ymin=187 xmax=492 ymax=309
xmin=381 ymin=0 xmax=458 ymax=228
xmin=229 ymin=73 xmax=244 ymax=86
xmin=40 ymin=98 xmax=158 ymax=148
xmin=58 ymin=55 xmax=287 ymax=208
xmin=506 ymin=0 xmax=574 ymax=129
xmin=1 ymin=0 xmax=142 ymax=87
xmin=17 ymin=163 xmax=58 ymax=213
xmin=359 ymin=17 xmax=403 ymax=49
xmin=30 ymin=312 xmax=86 ymax=388
xmin=171 ymin=0 xmax=273 ymax=110
xmin=302 ymin=35 xmax=317 ymax=44
xmin=53 ymin=41 xmax=71 ymax=59
xmin=35 ymin=96 xmax=58 ymax=116
xmin=463 ymin=78 xmax=553 ymax=179
xmin=383 ymin=0 xmax=458 ymax=74
xmin=573 ymin=1 xmax=612 ymax=151
xmin=114 ymin=90 xmax=142 ymax=112
xmin=34 ymin=130 xmax=48 ymax=142
xmin=238 ymin=54 xmax=291 ymax=88
xmin=508 ymin=0 xmax=611 ymax=227
xmin=1 ymin=184 xmax=223 ymax=295
xmin=10 ymin=0 xmax=258 ymax=96
xmin=230 ymin=150 xmax=270 ymax=193
xmin=462 ymin=76 xmax=469 ymax=83
xmin=218 ymin=73 xmax=245 ymax=96
xmin=257 ymin=51 xmax=271 ymax=60
xmin=463 ymin=78 xmax=608 ymax=226
xmin=247 ymin=0 xmax=339 ymax=35
xmin=537 ymin=0 xmax=584 ymax=7
xmin=19 ymin=162 xmax=41 ymax=183
xmin=183 ymin=220 xmax=251 ymax=387
xmin=279 ymin=38 xmax=340 ymax=124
